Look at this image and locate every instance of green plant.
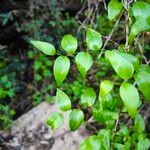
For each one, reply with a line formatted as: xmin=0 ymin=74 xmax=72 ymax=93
xmin=31 ymin=1 xmax=150 ymax=149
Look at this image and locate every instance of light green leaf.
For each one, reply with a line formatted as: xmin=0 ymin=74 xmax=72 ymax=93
xmin=98 ymin=129 xmax=110 ymax=150
xmin=30 ymin=40 xmax=56 ymax=55
xmin=61 ymin=34 xmax=78 ymax=54
xmin=75 ymin=52 xmax=93 ymax=77
xmin=69 ymin=109 xmax=84 ymax=131
xmin=53 ymin=56 xmax=70 ymax=86
xmin=56 ymin=89 xmax=71 ymax=111
xmin=105 ymin=50 xmax=134 ymax=80
xmin=46 ymin=112 xmax=64 ymax=130
xmin=119 ymin=83 xmax=139 ymax=117
xmin=118 ymin=126 xmax=129 ymax=137
xmin=134 ymin=113 xmax=145 ymax=133
xmin=108 ymin=0 xmax=123 ymax=21
xmin=138 ymin=138 xmax=150 ymax=150
xmin=81 ymin=88 xmax=96 ymax=107
xmin=129 ymin=2 xmax=150 ymax=44
xmin=86 ymin=28 xmax=102 ymax=51
xmin=119 ymin=53 xmax=139 ymax=71
xmin=93 ymin=108 xmax=118 ymax=123
xmin=100 ymin=80 xmax=114 ymax=98
xmin=135 ymin=71 xmax=150 ymax=101
xmin=80 ymin=135 xmax=101 ymax=150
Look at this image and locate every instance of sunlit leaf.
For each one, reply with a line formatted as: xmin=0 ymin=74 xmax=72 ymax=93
xmin=98 ymin=129 xmax=110 ymax=150
xmin=134 ymin=113 xmax=145 ymax=133
xmin=30 ymin=40 xmax=56 ymax=55
xmin=75 ymin=52 xmax=93 ymax=77
xmin=100 ymin=80 xmax=114 ymax=98
xmin=108 ymin=0 xmax=123 ymax=21
xmin=80 ymin=135 xmax=101 ymax=150
xmin=61 ymin=34 xmax=78 ymax=54
xmin=105 ymin=50 xmax=134 ymax=80
xmin=53 ymin=56 xmax=70 ymax=86
xmin=119 ymin=83 xmax=139 ymax=117
xmin=135 ymin=71 xmax=150 ymax=101
xmin=138 ymin=138 xmax=150 ymax=150
xmin=81 ymin=88 xmax=96 ymax=107
xmin=46 ymin=112 xmax=64 ymax=130
xmin=86 ymin=28 xmax=102 ymax=51
xmin=129 ymin=2 xmax=150 ymax=44
xmin=56 ymin=89 xmax=71 ymax=111
xmin=69 ymin=109 xmax=84 ymax=131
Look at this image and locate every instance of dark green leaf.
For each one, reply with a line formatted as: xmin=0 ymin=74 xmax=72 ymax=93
xmin=75 ymin=52 xmax=93 ymax=77
xmin=81 ymin=88 xmax=96 ymax=107
xmin=53 ymin=56 xmax=70 ymax=86
xmin=46 ymin=112 xmax=63 ymax=130
xmin=86 ymin=28 xmax=102 ymax=51
xmin=56 ymin=89 xmax=71 ymax=111
xmin=69 ymin=109 xmax=84 ymax=131
xmin=98 ymin=129 xmax=110 ymax=150
xmin=61 ymin=34 xmax=78 ymax=54
xmin=80 ymin=135 xmax=101 ymax=150
xmin=30 ymin=40 xmax=56 ymax=55
xmin=135 ymin=71 xmax=150 ymax=101
xmin=105 ymin=50 xmax=134 ymax=80
xmin=120 ymin=83 xmax=139 ymax=117
xmin=108 ymin=0 xmax=123 ymax=21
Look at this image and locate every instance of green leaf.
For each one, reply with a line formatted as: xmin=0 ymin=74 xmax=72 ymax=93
xmin=56 ymin=89 xmax=71 ymax=111
xmin=135 ymin=71 xmax=150 ymax=101
xmin=86 ymin=28 xmax=102 ymax=51
xmin=119 ymin=83 xmax=139 ymax=117
xmin=119 ymin=53 xmax=139 ymax=71
xmin=75 ymin=52 xmax=93 ymax=77
xmin=80 ymin=135 xmax=101 ymax=150
xmin=81 ymin=88 xmax=96 ymax=107
xmin=100 ymin=80 xmax=114 ymax=98
xmin=138 ymin=138 xmax=150 ymax=150
xmin=61 ymin=34 xmax=78 ymax=55
xmin=69 ymin=109 xmax=84 ymax=131
xmin=93 ymin=108 xmax=118 ymax=123
xmin=30 ymin=40 xmax=56 ymax=55
xmin=53 ymin=56 xmax=70 ymax=86
xmin=108 ymin=0 xmax=123 ymax=21
xmin=118 ymin=126 xmax=129 ymax=137
xmin=105 ymin=50 xmax=134 ymax=80
xmin=98 ymin=129 xmax=110 ymax=150
xmin=129 ymin=2 xmax=150 ymax=44
xmin=134 ymin=113 xmax=145 ymax=133
xmin=46 ymin=112 xmax=64 ymax=130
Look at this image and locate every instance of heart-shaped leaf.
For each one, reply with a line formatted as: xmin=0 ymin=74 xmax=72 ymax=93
xmin=75 ymin=52 xmax=93 ymax=77
xmin=108 ymin=0 xmax=123 ymax=21
xmin=80 ymin=135 xmax=101 ymax=150
xmin=61 ymin=34 xmax=78 ymax=54
xmin=105 ymin=50 xmax=134 ymax=80
xmin=30 ymin=40 xmax=56 ymax=55
xmin=119 ymin=83 xmax=139 ymax=117
xmin=135 ymin=71 xmax=150 ymax=101
xmin=69 ymin=109 xmax=84 ymax=131
xmin=46 ymin=112 xmax=64 ymax=130
xmin=81 ymin=88 xmax=96 ymax=107
xmin=56 ymin=89 xmax=71 ymax=111
xmin=86 ymin=28 xmax=102 ymax=51
xmin=53 ymin=56 xmax=70 ymax=86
